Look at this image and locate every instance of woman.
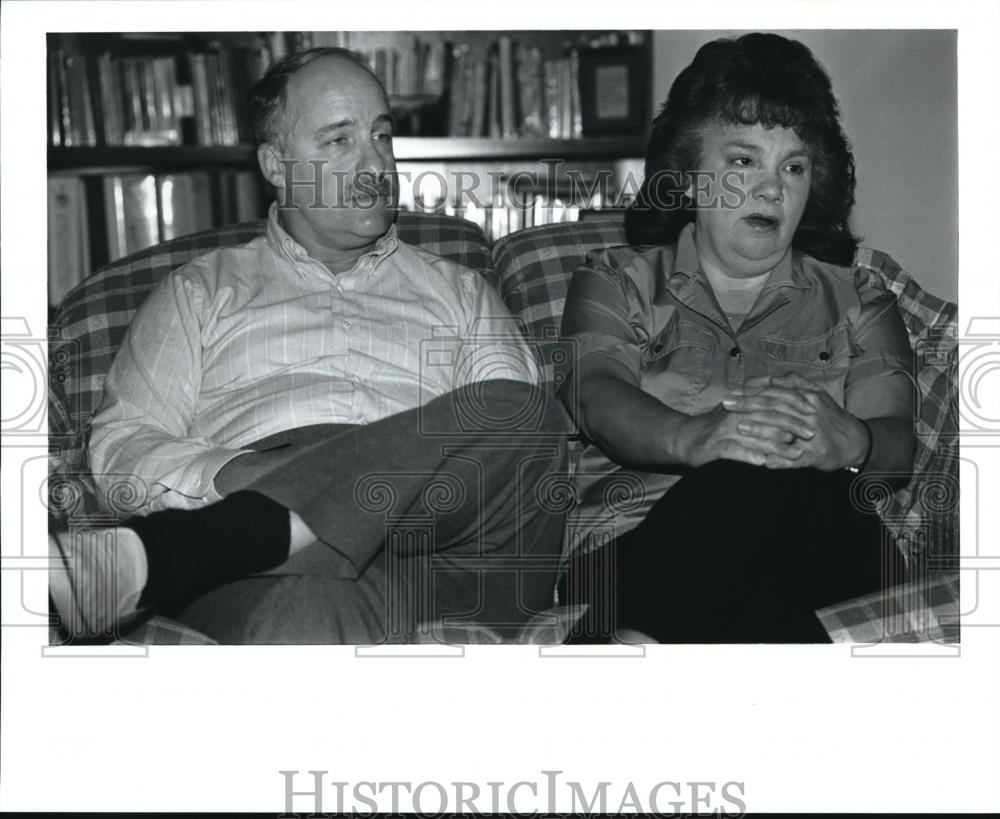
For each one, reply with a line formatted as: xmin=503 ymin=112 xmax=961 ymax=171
xmin=558 ymin=33 xmax=915 ymax=643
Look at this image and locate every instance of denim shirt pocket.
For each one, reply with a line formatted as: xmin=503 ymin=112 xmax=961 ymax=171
xmin=641 ymin=319 xmax=715 ymax=413
xmin=760 ymin=324 xmax=852 ymax=404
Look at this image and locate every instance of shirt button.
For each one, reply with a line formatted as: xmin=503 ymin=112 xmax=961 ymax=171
xmin=343 ymin=319 xmax=352 ymax=329
xmin=818 ymin=351 xmax=830 ymax=362
xmin=729 ymin=346 xmax=741 ymax=357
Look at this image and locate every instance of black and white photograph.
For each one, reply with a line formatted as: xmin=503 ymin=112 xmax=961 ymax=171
xmin=2 ymin=0 xmax=997 ymax=814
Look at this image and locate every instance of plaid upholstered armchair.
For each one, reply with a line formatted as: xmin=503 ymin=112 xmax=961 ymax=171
xmin=48 ymin=210 xmax=960 ymax=644
xmin=48 ymin=212 xmax=498 ymax=644
xmin=493 ymin=215 xmax=961 ymax=644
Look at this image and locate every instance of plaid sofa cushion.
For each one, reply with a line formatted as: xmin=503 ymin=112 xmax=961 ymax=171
xmin=492 ymin=213 xmax=630 ymax=388
xmin=48 ymin=212 xmax=493 ymax=522
xmin=491 ymin=216 xmax=959 ymax=569
xmin=49 ymin=614 xmax=219 ymax=647
xmin=816 ymin=569 xmax=959 ymax=644
xmin=851 ymin=249 xmax=959 ymax=571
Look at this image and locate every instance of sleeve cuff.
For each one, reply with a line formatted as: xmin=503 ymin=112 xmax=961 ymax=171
xmin=157 ymin=447 xmax=255 ymax=508
xmin=845 ymin=355 xmax=913 ymax=390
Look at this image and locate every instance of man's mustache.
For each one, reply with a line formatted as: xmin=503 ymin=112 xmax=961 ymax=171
xmin=349 ymin=171 xmax=394 ymax=202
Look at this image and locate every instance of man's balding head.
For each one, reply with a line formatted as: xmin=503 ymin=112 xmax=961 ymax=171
xmin=248 ymin=47 xmax=386 ymax=150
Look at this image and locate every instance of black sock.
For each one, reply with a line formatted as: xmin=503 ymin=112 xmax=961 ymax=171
xmin=128 ymin=490 xmax=291 ymax=608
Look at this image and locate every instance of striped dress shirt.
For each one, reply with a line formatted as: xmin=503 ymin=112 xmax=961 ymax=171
xmin=89 ymin=205 xmax=538 ymax=514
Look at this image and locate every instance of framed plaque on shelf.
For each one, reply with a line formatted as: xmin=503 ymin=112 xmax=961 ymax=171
xmin=578 ymin=45 xmax=647 ymax=135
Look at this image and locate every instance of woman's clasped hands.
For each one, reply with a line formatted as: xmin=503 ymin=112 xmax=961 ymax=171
xmin=723 ymin=372 xmax=870 ymax=470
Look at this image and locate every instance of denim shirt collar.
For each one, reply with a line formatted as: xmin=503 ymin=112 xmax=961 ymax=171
xmin=657 ymin=223 xmax=809 ymax=304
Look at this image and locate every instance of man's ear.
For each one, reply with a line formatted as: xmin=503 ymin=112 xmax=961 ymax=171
xmin=257 ymin=143 xmax=286 ymax=190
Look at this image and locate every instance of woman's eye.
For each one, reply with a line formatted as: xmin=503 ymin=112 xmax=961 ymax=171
xmin=374 ymin=132 xmax=393 ymax=143
xmin=784 ymin=162 xmax=807 ymax=175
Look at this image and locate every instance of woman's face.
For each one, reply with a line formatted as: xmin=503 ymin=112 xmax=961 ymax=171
xmin=691 ymin=122 xmax=812 ymax=279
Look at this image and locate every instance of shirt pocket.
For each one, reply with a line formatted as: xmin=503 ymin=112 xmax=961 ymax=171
xmin=640 ymin=319 xmax=715 ymax=413
xmin=760 ymin=324 xmax=852 ymax=404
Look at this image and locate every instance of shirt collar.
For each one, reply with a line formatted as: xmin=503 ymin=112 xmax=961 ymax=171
xmin=264 ymin=201 xmax=399 ymax=277
xmin=670 ymin=222 xmax=804 ymax=289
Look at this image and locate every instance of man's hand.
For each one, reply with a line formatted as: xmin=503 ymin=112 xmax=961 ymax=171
xmin=723 ymin=373 xmax=870 ymax=471
xmin=676 ymin=403 xmax=810 ymax=468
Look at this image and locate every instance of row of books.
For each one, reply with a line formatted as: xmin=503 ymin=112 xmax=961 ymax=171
xmin=48 ymin=165 xmax=629 ymax=307
xmin=282 ymin=31 xmax=447 ymax=99
xmin=49 ymin=31 xmax=641 ymax=147
xmin=47 ymin=46 xmax=269 ymax=148
xmin=48 ymin=170 xmax=267 ymax=307
xmin=446 ymin=39 xmax=583 ymax=140
xmin=432 ymin=196 xmax=602 ymax=246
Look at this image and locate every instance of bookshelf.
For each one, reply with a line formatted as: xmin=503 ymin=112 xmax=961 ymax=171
xmin=47 ymin=30 xmax=652 ymax=307
xmin=49 ymin=135 xmax=647 ymax=171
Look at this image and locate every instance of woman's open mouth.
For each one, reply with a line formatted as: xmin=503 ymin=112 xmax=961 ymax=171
xmin=743 ymin=213 xmax=780 ymax=231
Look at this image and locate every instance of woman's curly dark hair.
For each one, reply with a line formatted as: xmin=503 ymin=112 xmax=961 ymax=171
xmin=625 ymin=33 xmax=859 ymax=265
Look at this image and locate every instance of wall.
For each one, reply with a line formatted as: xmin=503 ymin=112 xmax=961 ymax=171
xmin=651 ymin=30 xmax=958 ymax=303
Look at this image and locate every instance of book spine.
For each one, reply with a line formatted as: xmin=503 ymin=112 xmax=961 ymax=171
xmin=446 ymin=43 xmax=467 ymax=137
xmin=516 ymin=45 xmax=543 ymax=138
xmin=569 ymin=49 xmax=583 ymax=139
xmin=122 ymin=57 xmax=144 ymax=144
xmin=47 ymin=176 xmax=85 ymax=307
xmin=217 ymin=169 xmax=236 ymax=225
xmin=84 ymin=55 xmax=104 ymax=147
xmin=96 ymin=53 xmax=121 ymax=145
xmin=559 ymin=58 xmax=572 ymax=139
xmin=141 ymin=57 xmax=158 ymax=133
xmin=267 ymin=32 xmax=288 ymax=61
xmin=47 ymin=53 xmax=62 ymax=146
xmin=204 ymin=51 xmax=222 ymax=144
xmin=189 ymin=53 xmax=212 ymax=145
xmin=543 ymin=59 xmax=560 ymax=139
xmin=188 ymin=171 xmax=215 ymax=233
xmin=172 ymin=54 xmax=196 ymax=144
xmin=159 ymin=173 xmax=200 ymax=240
xmin=469 ymin=52 xmax=488 ymax=138
xmin=120 ymin=174 xmax=160 ymax=253
xmin=78 ymin=178 xmax=92 ymax=281
xmin=217 ymin=48 xmax=239 ymax=145
xmin=424 ymin=40 xmax=445 ymax=97
xmin=487 ymin=48 xmax=501 ymax=139
xmin=159 ymin=171 xmax=215 ymax=235
xmin=64 ymin=54 xmax=88 ymax=146
xmin=55 ymin=51 xmax=74 ymax=146
xmin=374 ymin=48 xmax=388 ymax=91
xmin=498 ymin=36 xmax=516 ymax=139
xmin=156 ymin=56 xmax=180 ymax=143
xmin=102 ymin=175 xmax=126 ymax=261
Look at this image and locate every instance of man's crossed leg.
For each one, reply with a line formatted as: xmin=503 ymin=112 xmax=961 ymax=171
xmin=49 ymin=380 xmax=571 ymax=644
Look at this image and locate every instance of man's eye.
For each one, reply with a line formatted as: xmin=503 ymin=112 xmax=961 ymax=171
xmin=374 ymin=132 xmax=393 ymax=143
xmin=324 ymin=136 xmax=348 ymax=147
xmin=730 ymin=156 xmax=753 ymax=168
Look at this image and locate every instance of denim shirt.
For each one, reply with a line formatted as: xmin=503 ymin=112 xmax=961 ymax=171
xmin=560 ymin=224 xmax=913 ymax=549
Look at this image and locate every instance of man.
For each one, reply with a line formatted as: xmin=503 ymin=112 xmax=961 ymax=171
xmin=49 ymin=48 xmax=570 ymax=644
